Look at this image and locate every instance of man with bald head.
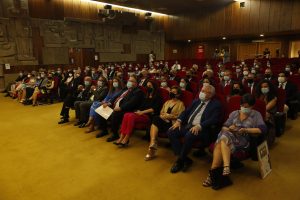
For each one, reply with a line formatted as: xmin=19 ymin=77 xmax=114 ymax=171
xmin=167 ymin=85 xmax=222 ymax=173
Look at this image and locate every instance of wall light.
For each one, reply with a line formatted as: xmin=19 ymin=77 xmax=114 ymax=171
xmin=83 ymin=0 xmax=168 ymax=16
xmin=222 ymin=37 xmax=227 ymax=40
xmin=260 ymin=34 xmax=264 ymax=37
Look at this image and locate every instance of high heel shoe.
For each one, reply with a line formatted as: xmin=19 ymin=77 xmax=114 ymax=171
xmin=144 ymin=146 xmax=157 ymax=161
xmin=118 ymin=140 xmax=129 ymax=148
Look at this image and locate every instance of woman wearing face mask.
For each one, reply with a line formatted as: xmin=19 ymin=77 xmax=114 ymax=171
xmin=203 ymin=94 xmax=267 ymax=189
xmin=256 ymin=80 xmax=277 ymax=121
xmin=114 ymin=80 xmax=163 ymax=147
xmin=160 ymin=77 xmax=170 ymax=92
xmin=144 ymin=86 xmax=185 ymax=160
xmin=86 ymin=78 xmax=124 ymax=135
xmin=179 ymin=78 xmax=193 ymax=92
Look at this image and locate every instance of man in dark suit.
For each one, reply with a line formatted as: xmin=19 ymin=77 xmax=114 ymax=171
xmin=96 ymin=75 xmax=145 ymax=142
xmin=167 ymin=85 xmax=222 ymax=173
xmin=277 ymin=72 xmax=298 ymax=119
xmin=139 ymin=69 xmax=149 ymax=87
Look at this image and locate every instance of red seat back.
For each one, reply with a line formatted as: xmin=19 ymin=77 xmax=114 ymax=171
xmin=159 ymin=88 xmax=170 ymax=104
xmin=227 ymin=95 xmax=242 ymax=116
xmin=180 ymin=90 xmax=194 ymax=108
xmin=253 ymin=99 xmax=266 ymax=120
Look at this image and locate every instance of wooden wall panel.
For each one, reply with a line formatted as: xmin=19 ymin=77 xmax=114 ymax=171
xmin=279 ymin=0 xmax=293 ymax=31
xmin=248 ymin=0 xmax=260 ymax=35
xmin=268 ymin=0 xmax=281 ymax=33
xmin=291 ymin=1 xmax=300 ymax=30
xmin=28 ymin=0 xmax=64 ymax=19
xmin=258 ymin=0 xmax=270 ymax=34
xmin=237 ymin=43 xmax=257 ymax=60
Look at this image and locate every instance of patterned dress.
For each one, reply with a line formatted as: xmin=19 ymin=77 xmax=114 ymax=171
xmin=216 ymin=110 xmax=267 ymax=153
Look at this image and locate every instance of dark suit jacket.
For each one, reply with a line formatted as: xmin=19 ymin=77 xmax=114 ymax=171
xmin=178 ymin=98 xmax=222 ymax=130
xmin=277 ymin=81 xmax=298 ymax=102
xmin=109 ymin=87 xmax=145 ymax=112
xmin=93 ymin=86 xmax=109 ymax=101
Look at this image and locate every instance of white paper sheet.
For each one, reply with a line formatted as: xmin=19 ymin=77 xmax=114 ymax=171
xmin=95 ymin=105 xmax=113 ymax=120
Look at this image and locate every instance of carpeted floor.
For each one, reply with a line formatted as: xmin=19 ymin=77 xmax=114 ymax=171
xmin=0 ymin=96 xmax=300 ymax=200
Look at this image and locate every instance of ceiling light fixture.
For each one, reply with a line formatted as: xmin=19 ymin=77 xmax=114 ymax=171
xmin=85 ymin=0 xmax=167 ymax=16
xmin=260 ymin=34 xmax=264 ymax=37
xmin=222 ymin=37 xmax=226 ymax=40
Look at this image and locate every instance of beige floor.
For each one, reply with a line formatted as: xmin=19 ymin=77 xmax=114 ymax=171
xmin=0 ymin=95 xmax=300 ymax=200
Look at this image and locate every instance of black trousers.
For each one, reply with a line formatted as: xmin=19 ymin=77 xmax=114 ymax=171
xmin=74 ymin=101 xmax=93 ymax=123
xmin=167 ymin=125 xmax=210 ymax=161
xmin=60 ymin=94 xmax=75 ymax=119
xmin=98 ymin=111 xmax=125 ymax=137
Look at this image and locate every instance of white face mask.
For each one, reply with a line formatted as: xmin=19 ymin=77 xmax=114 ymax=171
xmin=261 ymin=87 xmax=269 ymax=94
xmin=243 ymin=71 xmax=249 ymax=76
xmin=202 ymin=83 xmax=210 ymax=87
xmin=223 ymin=76 xmax=230 ymax=81
xmin=240 ymin=106 xmax=251 ymax=114
xmin=278 ymin=77 xmax=285 ymax=83
xmin=161 ymin=82 xmax=167 ymax=87
xmin=199 ymin=92 xmax=206 ymax=101
xmin=179 ymin=82 xmax=185 ymax=88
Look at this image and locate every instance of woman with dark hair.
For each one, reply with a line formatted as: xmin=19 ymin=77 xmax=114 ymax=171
xmin=203 ymin=94 xmax=267 ymax=189
xmin=86 ymin=77 xmax=123 ymax=133
xmin=144 ymin=86 xmax=185 ymax=160
xmin=179 ymin=78 xmax=193 ymax=92
xmin=256 ymin=80 xmax=277 ymax=120
xmin=114 ymin=80 xmax=163 ymax=147
xmin=229 ymin=81 xmax=244 ymax=97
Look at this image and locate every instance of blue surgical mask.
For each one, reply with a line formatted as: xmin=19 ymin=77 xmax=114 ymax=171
xmin=199 ymin=92 xmax=206 ymax=101
xmin=240 ymin=106 xmax=251 ymax=114
xmin=179 ymin=82 xmax=185 ymax=88
xmin=127 ymin=81 xmax=133 ymax=89
xmin=84 ymin=81 xmax=91 ymax=86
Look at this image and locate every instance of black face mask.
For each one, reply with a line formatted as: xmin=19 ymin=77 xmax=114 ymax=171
xmin=147 ymin=87 xmax=153 ymax=94
xmin=248 ymin=79 xmax=254 ymax=84
xmin=232 ymin=89 xmax=240 ymax=95
xmin=265 ymin=74 xmax=271 ymax=78
xmin=169 ymin=93 xmax=177 ymax=99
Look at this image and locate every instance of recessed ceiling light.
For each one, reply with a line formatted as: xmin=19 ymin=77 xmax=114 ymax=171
xmin=188 ymin=40 xmax=191 ymax=43
xmin=222 ymin=37 xmax=226 ymax=40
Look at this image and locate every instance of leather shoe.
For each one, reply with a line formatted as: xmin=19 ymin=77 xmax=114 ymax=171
xmin=74 ymin=121 xmax=82 ymax=126
xmin=106 ymin=135 xmax=120 ymax=142
xmin=182 ymin=157 xmax=193 ymax=172
xmin=170 ymin=160 xmax=184 ymax=173
xmin=78 ymin=123 xmax=86 ymax=128
xmin=58 ymin=118 xmax=69 ymax=124
xmin=95 ymin=130 xmax=108 ymax=138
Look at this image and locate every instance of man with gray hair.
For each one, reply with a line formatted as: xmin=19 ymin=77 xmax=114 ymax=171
xmin=167 ymin=85 xmax=222 ymax=173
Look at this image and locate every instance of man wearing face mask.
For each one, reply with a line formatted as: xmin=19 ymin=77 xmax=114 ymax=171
xmin=58 ymin=71 xmax=84 ymax=124
xmin=97 ymin=75 xmax=145 ymax=142
xmin=74 ymin=76 xmax=109 ymax=128
xmin=277 ymin=72 xmax=298 ymax=119
xmin=108 ymin=65 xmax=116 ymax=80
xmin=264 ymin=68 xmax=275 ymax=82
xmin=167 ymin=85 xmax=222 ymax=173
xmin=139 ymin=69 xmax=149 ymax=87
xmin=244 ymin=73 xmax=256 ymax=95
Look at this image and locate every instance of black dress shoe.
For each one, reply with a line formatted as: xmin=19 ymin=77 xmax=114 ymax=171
xmin=58 ymin=118 xmax=69 ymax=124
xmin=182 ymin=157 xmax=193 ymax=172
xmin=78 ymin=123 xmax=86 ymax=128
xmin=170 ymin=160 xmax=184 ymax=173
xmin=106 ymin=135 xmax=120 ymax=142
xmin=74 ymin=121 xmax=82 ymax=126
xmin=95 ymin=130 xmax=108 ymax=138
